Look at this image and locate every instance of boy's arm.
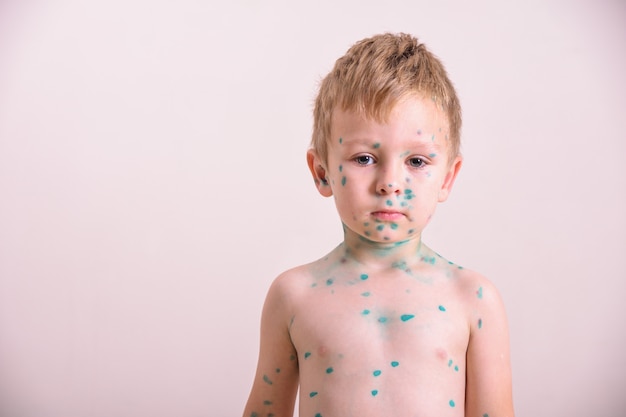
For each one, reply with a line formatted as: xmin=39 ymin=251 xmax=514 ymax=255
xmin=465 ymin=279 xmax=515 ymax=417
xmin=243 ymin=274 xmax=299 ymax=417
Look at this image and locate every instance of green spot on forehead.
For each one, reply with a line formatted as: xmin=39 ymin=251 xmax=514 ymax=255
xmin=400 ymin=314 xmax=414 ymax=321
xmin=373 ymin=142 xmax=380 ymax=148
xmin=371 ymin=389 xmax=379 ymax=396
xmin=429 ymin=153 xmax=437 ymax=158
xmin=378 ymin=317 xmax=388 ymax=323
xmin=438 ymin=305 xmax=446 ymax=312
xmin=373 ymin=370 xmax=381 ymax=376
xmin=391 ymin=361 xmax=399 ymax=367
xmin=400 ymin=150 xmax=410 ymax=157
xmin=362 ymin=309 xmax=370 ymax=315
xmin=360 ymin=273 xmax=369 ymax=280
xmin=326 ymin=367 xmax=333 ymax=374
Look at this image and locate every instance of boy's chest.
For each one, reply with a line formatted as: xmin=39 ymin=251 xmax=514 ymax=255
xmin=289 ymin=278 xmax=470 ymax=373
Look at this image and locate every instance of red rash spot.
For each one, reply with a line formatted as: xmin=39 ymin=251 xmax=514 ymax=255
xmin=435 ymin=348 xmax=448 ymax=361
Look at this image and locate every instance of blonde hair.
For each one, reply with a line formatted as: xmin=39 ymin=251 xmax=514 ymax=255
xmin=312 ymin=33 xmax=462 ymax=163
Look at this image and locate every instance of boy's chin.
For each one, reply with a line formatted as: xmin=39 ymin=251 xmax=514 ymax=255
xmin=355 ymin=233 xmax=414 ymax=247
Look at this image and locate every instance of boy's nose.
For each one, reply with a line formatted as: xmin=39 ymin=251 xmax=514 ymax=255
xmin=377 ymin=181 xmax=402 ymax=195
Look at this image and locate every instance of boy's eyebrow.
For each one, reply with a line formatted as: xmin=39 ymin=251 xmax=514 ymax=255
xmin=339 ymin=135 xmax=445 ymax=151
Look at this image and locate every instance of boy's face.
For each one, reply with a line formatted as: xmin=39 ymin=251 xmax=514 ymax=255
xmin=308 ymin=95 xmax=462 ymax=244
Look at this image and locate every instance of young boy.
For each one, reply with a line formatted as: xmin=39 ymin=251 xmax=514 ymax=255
xmin=243 ymin=33 xmax=514 ymax=417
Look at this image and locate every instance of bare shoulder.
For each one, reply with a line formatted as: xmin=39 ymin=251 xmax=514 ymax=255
xmin=446 ymin=262 xmax=506 ymax=314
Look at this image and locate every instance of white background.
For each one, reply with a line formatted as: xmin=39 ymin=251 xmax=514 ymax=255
xmin=1 ymin=0 xmax=625 ymax=416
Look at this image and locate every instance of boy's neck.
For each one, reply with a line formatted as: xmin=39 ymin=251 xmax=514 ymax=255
xmin=338 ymin=228 xmax=430 ymax=271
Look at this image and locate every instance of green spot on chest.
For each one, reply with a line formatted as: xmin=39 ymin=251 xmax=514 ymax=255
xmin=400 ymin=314 xmax=415 ymax=322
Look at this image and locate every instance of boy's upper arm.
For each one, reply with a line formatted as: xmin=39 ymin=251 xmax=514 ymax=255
xmin=465 ymin=278 xmax=515 ymax=417
xmin=243 ymin=273 xmax=300 ymax=417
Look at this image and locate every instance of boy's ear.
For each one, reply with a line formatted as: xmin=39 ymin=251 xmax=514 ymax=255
xmin=307 ymin=149 xmax=333 ymax=197
xmin=438 ymin=155 xmax=463 ymax=202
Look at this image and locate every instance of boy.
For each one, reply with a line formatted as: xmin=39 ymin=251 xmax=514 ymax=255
xmin=243 ymin=33 xmax=514 ymax=417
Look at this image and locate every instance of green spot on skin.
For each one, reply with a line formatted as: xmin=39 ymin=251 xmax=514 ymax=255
xmin=407 ymin=228 xmax=414 ymax=233
xmin=400 ymin=314 xmax=414 ymax=322
xmin=305 ymin=352 xmax=311 ymax=359
xmin=373 ymin=142 xmax=380 ymax=149
xmin=483 ymin=414 xmax=489 ymax=417
xmin=449 ymin=399 xmax=456 ymax=407
xmin=251 ymin=412 xmax=258 ymax=417
xmin=361 ymin=292 xmax=370 ymax=297
xmin=263 ymin=400 xmax=272 ymax=405
xmin=338 ymin=164 xmax=343 ymax=172
xmin=386 ymin=199 xmax=393 ymax=206
xmin=341 ymin=176 xmax=346 ymax=186
xmin=429 ymin=153 xmax=437 ymax=158
xmin=371 ymin=389 xmax=379 ymax=396
xmin=454 ymin=365 xmax=459 ymax=372
xmin=362 ymin=309 xmax=370 ymax=315
xmin=390 ymin=223 xmax=398 ymax=230
xmin=478 ymin=318 xmax=483 ymax=329
xmin=422 ymin=256 xmax=436 ymax=265
xmin=373 ymin=370 xmax=381 ymax=376
xmin=432 ymin=134 xmax=436 ymax=141
xmin=376 ymin=225 xmax=384 ymax=231
xmin=316 ymin=414 xmax=322 ymax=417
xmin=360 ymin=273 xmax=369 ymax=280
xmin=438 ymin=305 xmax=446 ymax=312
xmin=378 ymin=317 xmax=388 ymax=323
xmin=391 ymin=361 xmax=399 ymax=367
xmin=263 ymin=375 xmax=273 ymax=385
xmin=477 ymin=287 xmax=483 ymax=299
xmin=326 ymin=278 xmax=334 ymax=286
xmin=448 ymin=359 xmax=453 ymax=367
xmin=310 ymin=391 xmax=318 ymax=398
xmin=276 ymin=368 xmax=280 ymax=373
xmin=339 ymin=137 xmax=343 ymax=144
xmin=326 ymin=367 xmax=333 ymax=374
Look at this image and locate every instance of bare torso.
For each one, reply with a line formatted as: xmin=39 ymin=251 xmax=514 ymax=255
xmin=286 ymin=245 xmax=476 ymax=417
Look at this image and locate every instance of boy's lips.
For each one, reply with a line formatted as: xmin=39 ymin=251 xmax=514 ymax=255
xmin=371 ymin=210 xmax=405 ymax=221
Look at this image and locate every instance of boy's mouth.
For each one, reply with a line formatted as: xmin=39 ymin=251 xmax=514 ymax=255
xmin=371 ymin=210 xmax=405 ymax=221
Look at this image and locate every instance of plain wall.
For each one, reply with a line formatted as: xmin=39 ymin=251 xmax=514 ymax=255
xmin=1 ymin=0 xmax=625 ymax=416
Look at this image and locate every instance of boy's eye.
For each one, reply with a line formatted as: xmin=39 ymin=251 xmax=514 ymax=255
xmin=408 ymin=157 xmax=425 ymax=168
xmin=355 ymin=155 xmax=375 ymax=165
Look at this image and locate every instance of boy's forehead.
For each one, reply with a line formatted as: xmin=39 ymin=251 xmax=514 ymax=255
xmin=330 ymin=96 xmax=450 ymax=144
